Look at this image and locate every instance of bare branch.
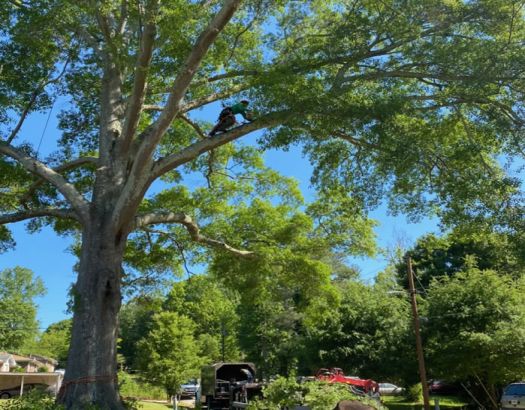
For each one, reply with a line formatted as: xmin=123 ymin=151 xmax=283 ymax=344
xmin=150 ymin=110 xmax=293 ymax=181
xmin=178 ymin=115 xmax=207 ymax=139
xmin=0 ymin=143 xmax=90 ymax=223
xmin=20 ymin=156 xmax=99 ymax=205
xmin=6 ymin=91 xmax=40 ymax=145
xmin=0 ymin=208 xmax=78 ymax=225
xmin=120 ymin=0 xmax=159 ymax=152
xmin=182 ymin=83 xmax=250 ymax=112
xmin=194 ymin=70 xmax=259 ymax=86
xmin=143 ymin=104 xmax=164 ymax=111
xmin=135 ymin=212 xmax=254 ymax=257
xmin=147 ymin=82 xmax=250 ymax=113
xmin=117 ymin=0 xmax=129 ymax=35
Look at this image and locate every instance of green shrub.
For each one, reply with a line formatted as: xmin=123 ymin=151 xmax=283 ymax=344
xmin=248 ymin=377 xmax=383 ymax=410
xmin=1 ymin=389 xmax=64 ymax=410
xmin=405 ymin=383 xmax=423 ymax=402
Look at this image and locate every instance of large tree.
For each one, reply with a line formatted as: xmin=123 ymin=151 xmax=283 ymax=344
xmin=1 ymin=0 xmax=525 ymax=408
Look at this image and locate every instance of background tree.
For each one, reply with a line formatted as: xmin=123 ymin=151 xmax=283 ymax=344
xmin=2 ymin=0 xmax=525 ymax=407
xmin=424 ymin=267 xmax=525 ymax=409
xmin=0 ymin=267 xmax=46 ymax=351
xmin=164 ymin=276 xmax=242 ymax=363
xmin=118 ymin=295 xmax=163 ymax=370
xmin=28 ymin=319 xmax=72 ymax=369
xmin=396 ymin=231 xmax=525 ymax=288
xmin=303 ymin=268 xmax=414 ymax=383
xmin=136 ymin=311 xmax=202 ymax=400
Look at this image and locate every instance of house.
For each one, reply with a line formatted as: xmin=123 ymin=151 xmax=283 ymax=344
xmin=0 ymin=354 xmax=16 ymax=372
xmin=29 ymin=355 xmax=58 ymax=373
xmin=0 ymin=353 xmax=62 ymax=398
xmin=0 ymin=353 xmax=57 ymax=373
xmin=9 ymin=354 xmax=57 ymax=373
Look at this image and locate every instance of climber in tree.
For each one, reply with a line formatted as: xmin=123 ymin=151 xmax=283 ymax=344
xmin=208 ymin=99 xmax=253 ymax=137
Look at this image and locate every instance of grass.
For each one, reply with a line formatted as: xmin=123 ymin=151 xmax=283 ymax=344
xmin=137 ymin=400 xmax=194 ymax=410
xmin=137 ymin=402 xmax=172 ymax=410
xmin=382 ymin=395 xmax=469 ymax=410
xmin=119 ymin=371 xmax=166 ymax=400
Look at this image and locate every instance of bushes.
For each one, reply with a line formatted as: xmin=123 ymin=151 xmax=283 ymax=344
xmin=0 ymin=389 xmax=140 ymax=410
xmin=0 ymin=390 xmax=63 ymax=410
xmin=248 ymin=377 xmax=384 ymax=410
xmin=404 ymin=384 xmax=423 ymax=402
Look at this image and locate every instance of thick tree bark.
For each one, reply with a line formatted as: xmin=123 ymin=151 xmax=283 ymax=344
xmin=58 ymin=216 xmax=126 ymax=409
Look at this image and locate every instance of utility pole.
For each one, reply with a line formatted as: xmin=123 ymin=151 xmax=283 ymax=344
xmin=407 ymin=257 xmax=430 ymax=410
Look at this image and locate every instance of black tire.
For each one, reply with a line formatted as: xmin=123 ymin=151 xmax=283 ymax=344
xmin=0 ymin=392 xmax=11 ymax=399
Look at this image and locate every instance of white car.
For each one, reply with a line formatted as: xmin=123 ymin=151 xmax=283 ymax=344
xmin=501 ymin=382 xmax=525 ymax=410
xmin=180 ymin=379 xmax=200 ymax=399
xmin=379 ymin=383 xmax=404 ymax=395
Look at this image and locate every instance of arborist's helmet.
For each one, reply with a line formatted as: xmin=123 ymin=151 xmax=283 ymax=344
xmin=240 ymin=99 xmax=250 ymax=106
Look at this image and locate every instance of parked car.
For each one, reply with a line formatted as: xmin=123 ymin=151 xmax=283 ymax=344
xmin=501 ymin=382 xmax=525 ymax=410
xmin=428 ymin=380 xmax=460 ymax=395
xmin=0 ymin=383 xmax=54 ymax=399
xmin=378 ymin=383 xmax=404 ymax=395
xmin=180 ymin=378 xmax=200 ymax=399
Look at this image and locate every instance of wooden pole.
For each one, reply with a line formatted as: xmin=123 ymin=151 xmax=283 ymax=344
xmin=407 ymin=257 xmax=430 ymax=410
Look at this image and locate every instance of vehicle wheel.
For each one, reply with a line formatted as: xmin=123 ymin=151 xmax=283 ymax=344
xmin=0 ymin=392 xmax=11 ymax=399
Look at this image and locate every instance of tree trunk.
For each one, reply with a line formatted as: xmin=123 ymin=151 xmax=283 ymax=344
xmin=58 ymin=218 xmax=126 ymax=409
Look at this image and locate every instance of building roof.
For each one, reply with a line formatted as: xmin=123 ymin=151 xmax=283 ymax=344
xmin=0 ymin=352 xmax=57 ymax=367
xmin=0 ymin=354 xmax=16 ymax=367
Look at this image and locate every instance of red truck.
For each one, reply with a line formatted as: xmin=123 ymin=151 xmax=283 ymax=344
xmin=315 ymin=368 xmax=379 ymax=395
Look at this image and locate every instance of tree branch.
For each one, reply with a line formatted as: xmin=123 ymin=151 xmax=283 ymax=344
xmin=117 ymin=0 xmax=129 ymax=35
xmin=120 ymin=0 xmax=159 ymax=152
xmin=132 ymin=0 xmax=242 ymax=168
xmin=182 ymin=83 xmax=250 ymax=112
xmin=135 ymin=212 xmax=254 ymax=257
xmin=0 ymin=143 xmax=90 ymax=223
xmin=147 ymin=82 xmax=251 ymax=113
xmin=150 ymin=110 xmax=292 ymax=181
xmin=0 ymin=208 xmax=79 ymax=225
xmin=193 ymin=69 xmax=259 ymax=86
xmin=342 ymin=69 xmax=520 ymax=86
xmin=178 ymin=114 xmax=207 ymax=139
xmin=19 ymin=156 xmax=99 ymax=206
xmin=113 ymin=0 xmax=242 ymax=229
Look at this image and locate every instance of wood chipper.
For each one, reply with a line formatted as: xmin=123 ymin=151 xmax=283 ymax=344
xmin=201 ymin=362 xmax=263 ymax=410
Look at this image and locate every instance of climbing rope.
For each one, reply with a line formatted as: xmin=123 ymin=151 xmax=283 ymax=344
xmin=35 ymin=97 xmax=56 ymax=157
xmin=57 ymin=374 xmax=116 ymax=399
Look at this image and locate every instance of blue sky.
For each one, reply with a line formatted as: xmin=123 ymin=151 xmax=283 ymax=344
xmin=0 ymin=100 xmax=439 ymax=330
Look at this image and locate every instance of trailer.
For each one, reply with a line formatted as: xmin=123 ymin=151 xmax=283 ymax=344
xmin=316 ymin=368 xmax=379 ymax=396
